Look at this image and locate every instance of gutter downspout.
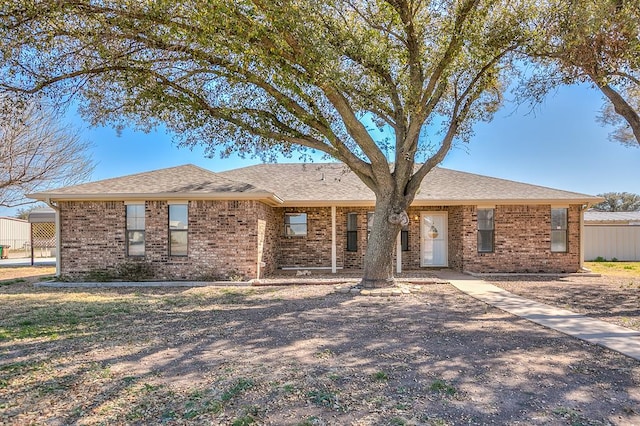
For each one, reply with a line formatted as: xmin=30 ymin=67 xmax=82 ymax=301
xmin=44 ymin=198 xmax=61 ymax=277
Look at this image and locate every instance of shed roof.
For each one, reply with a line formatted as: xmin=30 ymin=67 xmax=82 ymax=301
xmin=0 ymin=216 xmax=28 ymax=223
xmin=28 ymin=207 xmax=56 ymax=223
xmin=584 ymin=211 xmax=640 ymax=224
xmin=28 ymin=162 xmax=600 ymax=206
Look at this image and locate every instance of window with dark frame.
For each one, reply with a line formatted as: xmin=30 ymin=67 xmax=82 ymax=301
xmin=551 ymin=208 xmax=568 ymax=252
xmin=401 ymin=226 xmax=409 ymax=251
xmin=284 ymin=212 xmax=307 ymax=236
xmin=126 ymin=204 xmax=145 ymax=257
xmin=169 ymin=204 xmax=188 ymax=256
xmin=346 ymin=212 xmax=358 ymax=252
xmin=477 ymin=208 xmax=494 ymax=253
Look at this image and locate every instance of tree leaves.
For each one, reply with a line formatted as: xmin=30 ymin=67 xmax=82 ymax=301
xmin=593 ymin=192 xmax=640 ymax=212
xmin=0 ymin=0 xmax=525 ymax=191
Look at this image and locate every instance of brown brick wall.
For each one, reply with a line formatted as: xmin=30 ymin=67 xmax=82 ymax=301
xmin=274 ymin=205 xmax=581 ymax=273
xmin=275 ymin=206 xmax=461 ymax=271
xmin=276 ymin=207 xmax=335 ymax=268
xmin=59 ymin=201 xmax=582 ymax=279
xmin=59 ymin=200 xmax=277 ymax=280
xmin=59 ymin=201 xmax=127 ymax=274
xmin=338 ymin=207 xmax=372 ymax=270
xmin=256 ymin=202 xmax=279 ymax=277
xmin=461 ymin=205 xmax=582 ymax=273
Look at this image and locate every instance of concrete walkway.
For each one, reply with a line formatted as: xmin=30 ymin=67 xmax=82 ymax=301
xmin=0 ymin=257 xmax=56 ymax=267
xmin=441 ymin=272 xmax=640 ymax=361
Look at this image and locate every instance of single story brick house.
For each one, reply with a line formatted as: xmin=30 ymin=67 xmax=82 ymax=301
xmin=29 ymin=163 xmax=600 ymax=280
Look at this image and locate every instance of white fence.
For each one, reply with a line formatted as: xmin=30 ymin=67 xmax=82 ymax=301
xmin=584 ymin=225 xmax=640 ymax=261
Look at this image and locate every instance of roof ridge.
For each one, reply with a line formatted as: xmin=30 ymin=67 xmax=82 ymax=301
xmin=47 ymin=164 xmax=207 ymax=192
xmin=432 ymin=167 xmax=596 ymax=198
xmin=42 ymin=163 xmax=272 ymax=193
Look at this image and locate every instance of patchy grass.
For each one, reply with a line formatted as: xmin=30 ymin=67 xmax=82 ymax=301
xmin=1 ymin=281 xmax=639 ymax=424
xmin=0 ymin=265 xmax=55 ymax=283
xmin=585 ymin=261 xmax=640 ymax=277
xmin=0 ymin=292 xmax=141 ymax=341
xmin=371 ymin=371 xmax=389 ymax=382
xmin=429 ymin=379 xmax=457 ymax=396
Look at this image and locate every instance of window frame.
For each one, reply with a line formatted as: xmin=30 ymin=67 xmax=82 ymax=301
xmin=284 ymin=212 xmax=308 ymax=237
xmin=401 ymin=226 xmax=409 ymax=252
xmin=169 ymin=204 xmax=189 ymax=257
xmin=551 ymin=208 xmax=568 ymax=253
xmin=125 ymin=204 xmax=146 ymax=257
xmin=477 ymin=208 xmax=495 ymax=253
xmin=346 ymin=212 xmax=358 ymax=252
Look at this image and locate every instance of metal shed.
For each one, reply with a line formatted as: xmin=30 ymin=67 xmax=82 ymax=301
xmin=0 ymin=216 xmax=30 ymax=258
xmin=584 ymin=211 xmax=640 ymax=261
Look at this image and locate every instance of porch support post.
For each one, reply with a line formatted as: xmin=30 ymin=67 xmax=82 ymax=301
xmin=55 ymin=209 xmax=60 ymax=276
xmin=331 ymin=206 xmax=337 ymax=273
xmin=396 ymin=232 xmax=402 ymax=274
xmin=44 ymin=198 xmax=61 ymax=277
xmin=30 ymin=223 xmax=34 ymax=266
xmin=580 ymin=205 xmax=585 ymax=270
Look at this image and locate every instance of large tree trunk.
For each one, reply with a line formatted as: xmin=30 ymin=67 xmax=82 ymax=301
xmin=360 ymin=194 xmax=408 ymax=288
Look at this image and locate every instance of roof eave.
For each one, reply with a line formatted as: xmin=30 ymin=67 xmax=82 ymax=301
xmin=278 ymin=198 xmax=601 ymax=207
xmin=411 ymin=198 xmax=601 ymax=206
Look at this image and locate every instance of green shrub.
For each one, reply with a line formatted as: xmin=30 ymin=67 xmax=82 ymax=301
xmin=85 ymin=269 xmax=114 ymax=282
xmin=115 ymin=261 xmax=154 ymax=281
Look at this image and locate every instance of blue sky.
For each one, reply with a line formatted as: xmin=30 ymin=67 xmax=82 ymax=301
xmin=1 ymin=82 xmax=638 ymax=217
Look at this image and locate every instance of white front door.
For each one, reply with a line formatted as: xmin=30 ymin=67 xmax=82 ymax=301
xmin=421 ymin=212 xmax=448 ymax=267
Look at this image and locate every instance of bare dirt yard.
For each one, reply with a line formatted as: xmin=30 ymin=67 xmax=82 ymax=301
xmin=1 ymin=265 xmax=640 ymax=425
xmin=491 ymin=263 xmax=640 ymax=332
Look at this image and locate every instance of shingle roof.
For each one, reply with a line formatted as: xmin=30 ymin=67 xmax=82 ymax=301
xmin=28 ymin=164 xmax=283 ymax=204
xmin=29 ymin=162 xmax=600 ymax=206
xmin=584 ymin=211 xmax=640 ymax=223
xmin=219 ymin=163 xmax=599 ymax=205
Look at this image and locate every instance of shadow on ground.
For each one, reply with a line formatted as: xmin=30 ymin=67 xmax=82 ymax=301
xmin=1 ymin=283 xmax=639 ymax=425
